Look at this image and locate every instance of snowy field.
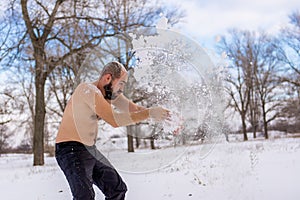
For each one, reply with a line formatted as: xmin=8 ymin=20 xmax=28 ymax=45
xmin=1 ymin=137 xmax=300 ymax=200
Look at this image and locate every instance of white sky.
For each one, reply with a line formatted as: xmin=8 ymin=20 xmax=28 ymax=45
xmin=164 ymin=0 xmax=300 ymax=48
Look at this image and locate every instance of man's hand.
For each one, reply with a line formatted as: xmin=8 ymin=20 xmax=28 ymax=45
xmin=149 ymin=106 xmax=170 ymax=122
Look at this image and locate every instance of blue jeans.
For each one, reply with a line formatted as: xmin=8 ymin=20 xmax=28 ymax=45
xmin=55 ymin=141 xmax=127 ymax=200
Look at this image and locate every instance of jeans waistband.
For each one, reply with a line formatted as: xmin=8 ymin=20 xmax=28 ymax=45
xmin=56 ymin=141 xmax=95 ymax=150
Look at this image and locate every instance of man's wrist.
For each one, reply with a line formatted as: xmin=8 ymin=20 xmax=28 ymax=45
xmin=146 ymin=108 xmax=151 ymax=119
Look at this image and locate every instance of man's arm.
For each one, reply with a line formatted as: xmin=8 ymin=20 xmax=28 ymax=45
xmin=112 ymin=94 xmax=146 ymax=112
xmin=93 ymin=92 xmax=168 ymax=128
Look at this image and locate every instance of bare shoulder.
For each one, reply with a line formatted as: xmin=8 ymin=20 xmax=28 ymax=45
xmin=75 ymin=82 xmax=103 ymax=96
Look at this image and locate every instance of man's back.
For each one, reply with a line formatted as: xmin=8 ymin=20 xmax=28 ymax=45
xmin=56 ymin=83 xmax=101 ymax=146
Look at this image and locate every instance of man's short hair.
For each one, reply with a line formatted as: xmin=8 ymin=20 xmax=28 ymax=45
xmin=100 ymin=61 xmax=126 ymax=80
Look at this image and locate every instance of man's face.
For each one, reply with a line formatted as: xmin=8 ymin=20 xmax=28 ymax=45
xmin=104 ymin=72 xmax=128 ymax=100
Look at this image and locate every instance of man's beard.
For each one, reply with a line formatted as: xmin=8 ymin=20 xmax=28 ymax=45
xmin=104 ymin=82 xmax=113 ymax=100
xmin=103 ymin=82 xmax=121 ymax=100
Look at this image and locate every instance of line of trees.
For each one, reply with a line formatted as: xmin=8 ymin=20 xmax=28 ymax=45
xmin=219 ymin=11 xmax=300 ymax=141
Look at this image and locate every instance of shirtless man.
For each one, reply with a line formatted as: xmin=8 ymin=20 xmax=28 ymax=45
xmin=55 ymin=61 xmax=169 ymax=200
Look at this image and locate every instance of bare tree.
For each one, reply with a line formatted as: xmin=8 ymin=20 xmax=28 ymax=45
xmin=0 ymin=125 xmax=11 ymax=155
xmin=275 ymin=11 xmax=300 ymax=134
xmin=219 ymin=30 xmax=282 ymax=140
xmin=0 ymin=69 xmax=36 ymax=151
xmin=0 ymin=80 xmax=35 ymax=153
xmin=0 ymin=92 xmax=13 ymax=155
xmin=219 ymin=30 xmax=252 ymax=140
xmin=254 ymin=35 xmax=282 ymax=139
xmin=21 ymin=0 xmax=121 ymax=165
xmin=278 ymin=11 xmax=300 ymax=88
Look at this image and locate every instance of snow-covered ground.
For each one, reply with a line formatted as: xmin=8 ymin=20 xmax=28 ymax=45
xmin=1 ymin=137 xmax=300 ymax=200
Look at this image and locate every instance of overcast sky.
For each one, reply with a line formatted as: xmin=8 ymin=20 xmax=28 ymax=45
xmin=165 ymin=0 xmax=300 ymax=48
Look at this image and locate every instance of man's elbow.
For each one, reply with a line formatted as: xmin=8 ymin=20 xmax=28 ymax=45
xmin=110 ymin=122 xmax=120 ymax=128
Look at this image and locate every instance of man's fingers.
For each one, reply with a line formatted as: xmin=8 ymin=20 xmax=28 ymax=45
xmin=149 ymin=107 xmax=172 ymax=121
xmin=164 ymin=109 xmax=171 ymax=120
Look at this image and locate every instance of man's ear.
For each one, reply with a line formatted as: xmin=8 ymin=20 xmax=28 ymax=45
xmin=104 ymin=73 xmax=112 ymax=83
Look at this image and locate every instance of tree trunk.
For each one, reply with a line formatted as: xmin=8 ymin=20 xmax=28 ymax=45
xmin=260 ymin=96 xmax=269 ymax=139
xmin=33 ymin=68 xmax=46 ymax=165
xmin=262 ymin=108 xmax=269 ymax=139
xmin=253 ymin=124 xmax=257 ymax=139
xmin=241 ymin=114 xmax=248 ymax=141
xmin=264 ymin=122 xmax=268 ymax=139
xmin=127 ymin=126 xmax=134 ymax=152
xmin=135 ymin=136 xmax=140 ymax=149
xmin=150 ymin=136 xmax=155 ymax=150
xmin=135 ymin=126 xmax=140 ymax=149
xmin=150 ymin=127 xmax=156 ymax=149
